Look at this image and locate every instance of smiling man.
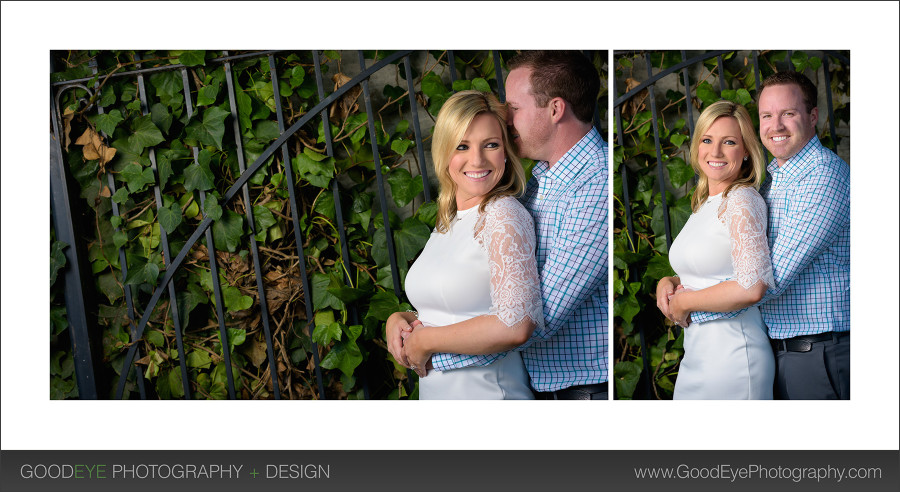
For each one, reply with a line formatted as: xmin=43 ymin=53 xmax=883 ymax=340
xmin=685 ymin=71 xmax=851 ymax=399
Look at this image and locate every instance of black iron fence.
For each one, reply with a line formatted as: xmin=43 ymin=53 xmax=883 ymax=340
xmin=612 ymin=50 xmax=850 ymax=399
xmin=50 ymin=50 xmax=608 ymax=400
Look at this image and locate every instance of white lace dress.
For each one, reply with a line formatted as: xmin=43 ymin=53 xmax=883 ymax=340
xmin=405 ymin=196 xmax=543 ymax=399
xmin=668 ymin=186 xmax=776 ymax=400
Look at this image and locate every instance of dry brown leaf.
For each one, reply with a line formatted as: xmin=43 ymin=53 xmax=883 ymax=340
xmin=75 ymin=127 xmax=117 ymax=168
xmin=330 ymin=73 xmax=362 ymax=121
xmin=241 ymin=336 xmax=269 ymax=368
xmin=623 ymin=77 xmax=648 ymax=120
xmin=62 ymin=107 xmax=75 ymax=151
xmin=99 ymin=186 xmax=112 ymax=198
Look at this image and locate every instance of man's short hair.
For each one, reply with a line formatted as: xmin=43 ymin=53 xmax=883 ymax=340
xmin=507 ymin=50 xmax=600 ymax=124
xmin=757 ymin=71 xmax=818 ymax=113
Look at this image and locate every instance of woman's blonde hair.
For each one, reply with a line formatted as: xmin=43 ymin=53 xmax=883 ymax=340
xmin=432 ymin=90 xmax=526 ymax=233
xmin=689 ymin=100 xmax=766 ymax=213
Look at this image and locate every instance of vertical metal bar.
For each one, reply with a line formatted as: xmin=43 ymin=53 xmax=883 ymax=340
xmin=447 ymin=50 xmax=458 ymax=86
xmin=717 ymin=54 xmax=727 ymax=93
xmin=357 ymin=50 xmax=403 ymax=295
xmin=821 ymin=55 xmax=839 ymax=153
xmin=403 ymin=54 xmax=432 ymax=203
xmin=492 ymin=50 xmax=505 ymax=103
xmin=49 ymin=89 xmax=98 ymax=400
xmin=88 ymin=60 xmax=151 ymax=398
xmin=613 ymin=68 xmax=652 ymax=400
xmin=223 ymin=51 xmax=279 ymax=400
xmin=680 ymin=50 xmax=695 ymax=141
xmin=644 ymin=53 xmax=672 ymax=248
xmin=786 ymin=50 xmax=793 ymax=71
xmin=752 ymin=51 xmax=770 ymax=164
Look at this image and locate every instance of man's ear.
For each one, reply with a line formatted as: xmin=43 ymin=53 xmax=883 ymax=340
xmin=809 ymin=107 xmax=819 ymax=127
xmin=549 ymin=97 xmax=566 ymax=123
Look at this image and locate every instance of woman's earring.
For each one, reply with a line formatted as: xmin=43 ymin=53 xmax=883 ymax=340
xmin=743 ymin=156 xmax=749 ymax=162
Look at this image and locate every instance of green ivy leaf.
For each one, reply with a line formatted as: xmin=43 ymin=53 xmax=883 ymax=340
xmin=187 ymin=349 xmax=213 ymax=369
xmin=644 ymin=255 xmax=675 ymax=281
xmin=365 ymin=290 xmax=401 ymax=322
xmin=92 ymin=109 xmax=124 ymax=136
xmin=203 ymin=195 xmax=223 ymax=221
xmin=452 ymin=79 xmax=472 ymax=91
xmin=50 ymin=241 xmax=68 ymax=285
xmin=614 ymin=360 xmax=642 ymax=400
xmin=320 ymin=339 xmax=363 ymax=378
xmin=394 ymin=217 xmax=430 ymax=265
xmin=186 ymin=106 xmax=230 ymax=150
xmin=112 ymin=187 xmax=129 ymax=204
xmin=120 ymin=163 xmax=157 ymax=193
xmin=226 ymin=328 xmax=247 ymax=352
xmin=387 ymin=168 xmax=424 ymax=207
xmin=312 ymin=321 xmax=343 ymax=345
xmin=290 ymin=66 xmax=306 ymax=88
xmin=696 ymin=81 xmax=718 ymax=107
xmin=472 ymin=77 xmax=491 ymax=93
xmin=147 ymin=330 xmax=165 ymax=347
xmin=128 ymin=115 xmax=165 ymax=154
xmin=327 ymin=286 xmax=368 ymax=304
xmin=150 ymin=103 xmax=173 ymax=135
xmin=183 ymin=149 xmax=216 ymax=192
xmin=177 ymin=50 xmax=206 ymax=67
xmin=212 ymin=210 xmax=244 ymax=253
xmin=292 ymin=148 xmax=334 ymax=188
xmin=311 ymin=273 xmax=345 ymax=311
xmin=196 ymin=84 xmax=219 ymax=107
xmin=123 ymin=258 xmax=160 ymax=286
xmin=735 ymin=88 xmax=753 ymax=106
xmin=390 ymin=138 xmax=412 ymax=156
xmin=415 ymin=201 xmax=437 ymax=228
xmin=253 ymin=120 xmax=280 ymax=142
xmin=158 ymin=202 xmax=183 ymax=234
xmin=252 ymin=205 xmax=276 ymax=242
xmin=666 ymin=157 xmax=694 ymax=188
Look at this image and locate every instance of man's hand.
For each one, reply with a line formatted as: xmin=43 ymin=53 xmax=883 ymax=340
xmin=401 ymin=326 xmax=431 ymax=378
xmin=386 ymin=312 xmax=417 ymax=368
xmin=656 ymin=276 xmax=679 ymax=319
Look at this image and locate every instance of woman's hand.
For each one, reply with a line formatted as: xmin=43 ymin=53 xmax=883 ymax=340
xmin=386 ymin=312 xmax=417 ymax=368
xmin=668 ymin=286 xmax=693 ymax=327
xmin=656 ymin=276 xmax=681 ymax=319
xmin=402 ymin=325 xmax=432 ymax=378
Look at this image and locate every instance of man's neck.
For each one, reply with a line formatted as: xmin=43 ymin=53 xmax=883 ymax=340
xmin=545 ymin=122 xmax=593 ymax=168
xmin=775 ymin=136 xmax=815 ymax=167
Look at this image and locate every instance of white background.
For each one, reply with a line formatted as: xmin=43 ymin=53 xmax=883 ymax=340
xmin=2 ymin=1 xmax=898 ymax=452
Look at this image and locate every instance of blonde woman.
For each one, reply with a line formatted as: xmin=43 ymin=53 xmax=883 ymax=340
xmin=656 ymin=100 xmax=775 ymax=399
xmin=386 ymin=90 xmax=542 ymax=399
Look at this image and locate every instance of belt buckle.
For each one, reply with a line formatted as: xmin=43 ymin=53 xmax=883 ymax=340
xmin=795 ymin=339 xmax=813 ymax=352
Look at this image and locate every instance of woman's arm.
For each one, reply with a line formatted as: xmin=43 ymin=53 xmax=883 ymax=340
xmin=403 ymin=315 xmax=535 ymax=375
xmin=668 ymin=280 xmax=766 ymax=324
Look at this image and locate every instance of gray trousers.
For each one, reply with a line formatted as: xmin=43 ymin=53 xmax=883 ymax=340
xmin=774 ymin=333 xmax=850 ymax=400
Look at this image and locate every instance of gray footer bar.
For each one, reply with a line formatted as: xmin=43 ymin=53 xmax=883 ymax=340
xmin=2 ymin=450 xmax=898 ymax=491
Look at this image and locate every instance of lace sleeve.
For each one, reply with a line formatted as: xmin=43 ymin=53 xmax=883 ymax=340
xmin=475 ymin=198 xmax=545 ymax=331
xmin=720 ymin=186 xmax=775 ymax=290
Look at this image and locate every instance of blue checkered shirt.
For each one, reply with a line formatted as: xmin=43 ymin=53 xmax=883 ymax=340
xmin=691 ymin=136 xmax=850 ymax=339
xmin=431 ymin=128 xmax=609 ymax=391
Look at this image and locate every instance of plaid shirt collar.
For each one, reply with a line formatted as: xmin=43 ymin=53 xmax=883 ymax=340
xmin=531 ymin=127 xmax=604 ymax=184
xmin=767 ymin=134 xmax=823 ymax=182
